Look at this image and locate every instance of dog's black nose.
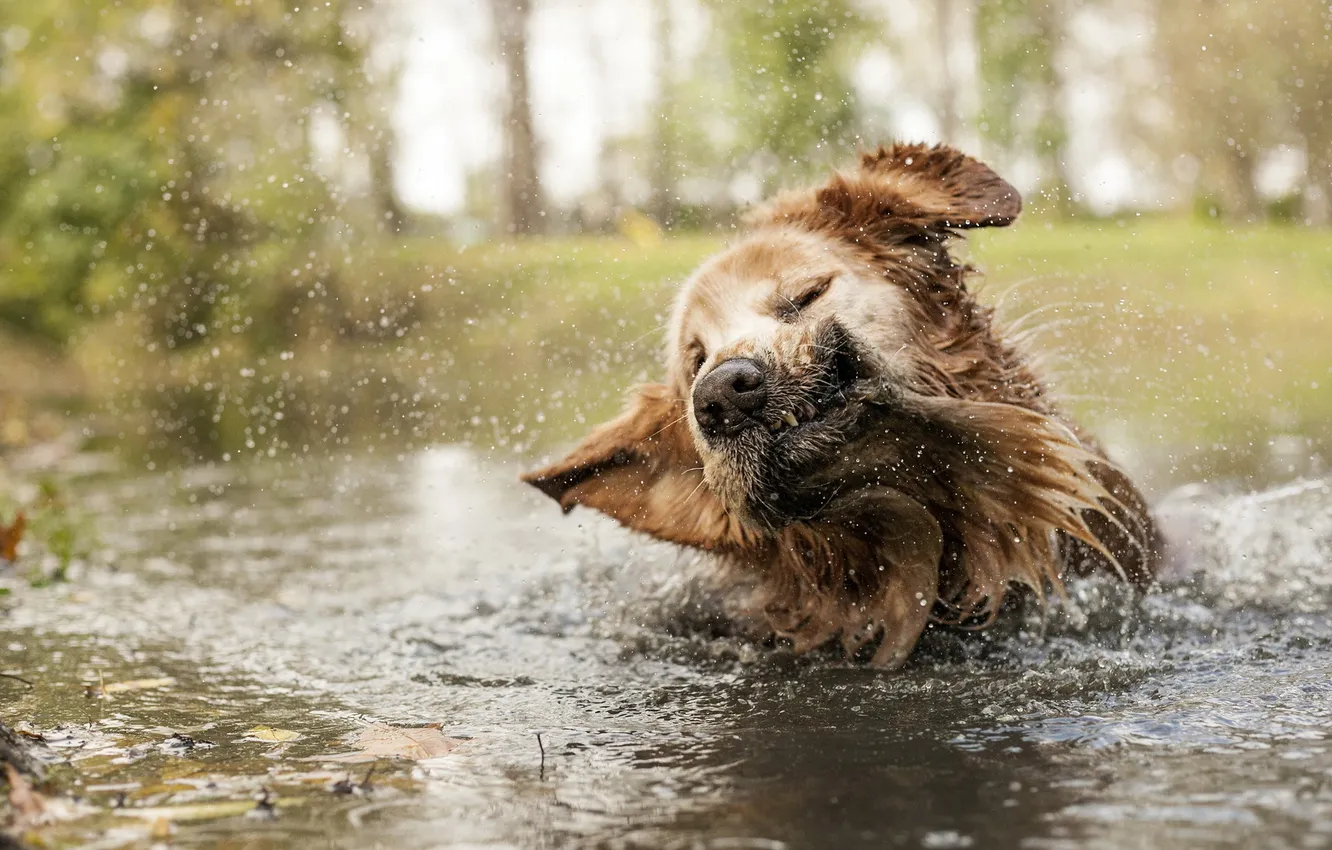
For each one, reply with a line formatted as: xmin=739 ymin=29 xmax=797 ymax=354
xmin=692 ymin=358 xmax=768 ymax=438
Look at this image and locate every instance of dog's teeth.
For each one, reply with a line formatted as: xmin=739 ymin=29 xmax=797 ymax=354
xmin=782 ymin=411 xmax=799 ymax=427
xmin=770 ymin=420 xmax=782 ymax=431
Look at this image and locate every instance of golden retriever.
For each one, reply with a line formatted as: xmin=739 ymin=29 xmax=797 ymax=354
xmin=523 ymin=143 xmax=1160 ymax=668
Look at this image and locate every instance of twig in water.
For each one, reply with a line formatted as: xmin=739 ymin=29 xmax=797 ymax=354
xmin=536 ymin=732 xmax=545 ymax=780
xmin=0 ymin=672 xmax=33 ymax=689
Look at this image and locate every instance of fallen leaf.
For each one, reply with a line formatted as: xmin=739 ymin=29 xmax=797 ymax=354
xmin=100 ymin=677 xmax=177 ymax=695
xmin=0 ymin=512 xmax=24 ymax=563
xmin=114 ymin=797 xmax=306 ymax=823
xmin=245 ymin=726 xmax=301 ymax=743
xmin=149 ymin=816 xmax=173 ymax=840
xmin=129 ymin=782 xmax=195 ymax=799
xmin=319 ymin=723 xmax=462 ymax=763
xmin=5 ymin=763 xmax=47 ymax=826
xmin=4 ymin=763 xmax=95 ymax=826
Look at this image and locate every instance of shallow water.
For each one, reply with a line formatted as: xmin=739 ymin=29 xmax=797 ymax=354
xmin=3 ymin=444 xmax=1332 ymax=849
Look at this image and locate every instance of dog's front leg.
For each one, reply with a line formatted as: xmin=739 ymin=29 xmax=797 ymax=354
xmin=869 ymin=555 xmax=939 ymax=669
xmin=828 ymin=488 xmax=943 ymax=669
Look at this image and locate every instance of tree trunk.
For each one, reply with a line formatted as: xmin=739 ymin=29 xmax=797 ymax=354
xmin=1303 ymin=152 xmax=1332 ymax=226
xmin=934 ymin=0 xmax=961 ymax=143
xmin=648 ymin=0 xmax=678 ymax=226
xmin=490 ymin=0 xmax=544 ymax=236
xmin=368 ymin=133 xmax=410 ymax=234
xmin=1225 ymin=147 xmax=1262 ymax=222
xmin=1036 ymin=2 xmax=1072 ymax=214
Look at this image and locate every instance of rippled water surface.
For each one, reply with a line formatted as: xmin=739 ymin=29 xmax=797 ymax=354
xmin=3 ymin=446 xmax=1332 ymax=849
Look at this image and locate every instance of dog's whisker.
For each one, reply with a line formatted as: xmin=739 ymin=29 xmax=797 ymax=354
xmin=681 ymin=473 xmax=711 ymax=506
xmin=645 ymin=413 xmax=688 ymax=441
xmin=625 ymin=320 xmax=672 ymax=348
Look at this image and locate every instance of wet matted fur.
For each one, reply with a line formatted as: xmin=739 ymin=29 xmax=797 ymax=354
xmin=523 ymin=143 xmax=1161 ymax=668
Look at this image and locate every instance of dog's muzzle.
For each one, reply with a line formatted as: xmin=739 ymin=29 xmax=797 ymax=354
xmin=692 ymin=358 xmax=769 ymax=441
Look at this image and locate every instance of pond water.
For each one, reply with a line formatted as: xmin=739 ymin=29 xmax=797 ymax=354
xmin=3 ymin=437 xmax=1332 ymax=849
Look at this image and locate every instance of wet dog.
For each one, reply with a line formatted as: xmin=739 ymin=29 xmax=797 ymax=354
xmin=523 ymin=143 xmax=1160 ymax=668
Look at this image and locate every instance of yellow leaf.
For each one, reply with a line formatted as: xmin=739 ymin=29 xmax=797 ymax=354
xmin=115 ymin=797 xmax=306 ymax=823
xmin=617 ymin=208 xmax=664 ymax=248
xmin=101 ymin=677 xmax=176 ymax=694
xmin=149 ymin=816 xmax=173 ymax=840
xmin=245 ymin=726 xmax=301 ymax=743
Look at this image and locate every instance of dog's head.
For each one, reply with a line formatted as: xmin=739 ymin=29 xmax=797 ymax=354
xmin=523 ymin=144 xmax=1027 ymax=548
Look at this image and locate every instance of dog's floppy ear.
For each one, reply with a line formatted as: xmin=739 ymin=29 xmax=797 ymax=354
xmin=755 ymin=142 xmax=1021 ymax=237
xmin=521 ymin=383 xmax=743 ymax=552
xmin=852 ymin=142 xmax=1021 ymax=229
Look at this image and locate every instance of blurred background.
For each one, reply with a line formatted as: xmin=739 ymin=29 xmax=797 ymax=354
xmin=4 ymin=6 xmax=1332 ymax=845
xmin=0 ymin=0 xmax=1328 ymax=487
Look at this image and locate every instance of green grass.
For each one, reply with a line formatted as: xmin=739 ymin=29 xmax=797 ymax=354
xmin=967 ymin=219 xmax=1332 ymax=452
xmin=417 ymin=218 xmax=1332 ymax=491
xmin=13 ymin=218 xmax=1328 ymax=480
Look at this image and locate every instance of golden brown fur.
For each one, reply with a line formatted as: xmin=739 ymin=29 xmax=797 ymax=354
xmin=524 ymin=143 xmax=1161 ymax=669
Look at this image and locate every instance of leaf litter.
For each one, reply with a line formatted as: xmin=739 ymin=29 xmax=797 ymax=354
xmin=2 ymin=715 xmax=439 ymax=842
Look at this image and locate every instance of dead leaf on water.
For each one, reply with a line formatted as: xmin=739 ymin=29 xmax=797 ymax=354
xmin=100 ymin=677 xmax=177 ymax=695
xmin=85 ymin=674 xmax=177 ymax=697
xmin=114 ymin=796 xmax=306 ymax=823
xmin=5 ymin=762 xmax=47 ymax=826
xmin=244 ymin=726 xmax=301 ymax=743
xmin=149 ymin=816 xmax=173 ymax=840
xmin=4 ymin=762 xmax=92 ymax=826
xmin=315 ymin=723 xmax=464 ymax=763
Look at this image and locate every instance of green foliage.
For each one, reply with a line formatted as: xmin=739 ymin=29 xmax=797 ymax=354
xmin=0 ymin=0 xmax=417 ymax=463
xmin=0 ymin=0 xmax=392 ymax=347
xmin=0 ymin=476 xmax=95 ymax=586
xmin=975 ymin=0 xmax=1069 ymax=207
xmin=694 ymin=0 xmax=871 ymax=186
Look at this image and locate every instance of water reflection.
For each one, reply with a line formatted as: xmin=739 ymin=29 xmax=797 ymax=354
xmin=580 ymin=672 xmax=1084 ymax=850
xmin=3 ymin=445 xmax=1332 ymax=848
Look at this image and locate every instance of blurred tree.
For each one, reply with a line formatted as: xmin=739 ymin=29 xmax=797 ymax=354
xmin=340 ymin=8 xmax=414 ymax=234
xmin=702 ymin=0 xmax=871 ymax=189
xmin=1271 ymin=2 xmax=1332 ymax=225
xmin=489 ymin=0 xmax=545 ymax=235
xmin=1154 ymin=0 xmax=1332 ymax=224
xmin=975 ymin=0 xmax=1071 ymax=211
xmin=648 ymin=0 xmax=680 ymax=227
xmin=933 ymin=0 xmax=963 ymax=143
xmin=0 ymin=0 xmax=403 ymax=345
xmin=0 ymin=0 xmax=432 ymax=459
xmin=1156 ymin=0 xmax=1287 ymax=221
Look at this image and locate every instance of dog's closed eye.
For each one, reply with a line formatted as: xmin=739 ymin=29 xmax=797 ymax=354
xmin=780 ymin=275 xmax=834 ymax=320
xmin=686 ymin=342 xmax=707 ymax=379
